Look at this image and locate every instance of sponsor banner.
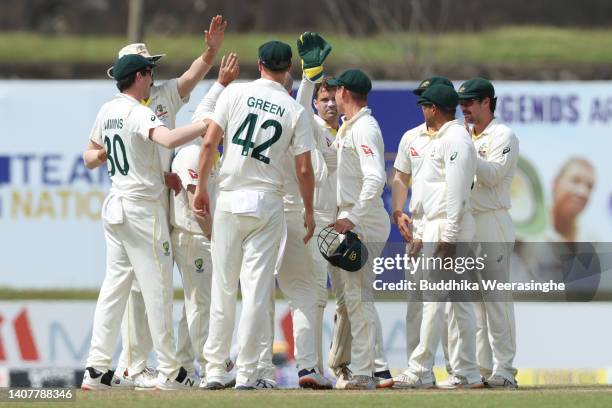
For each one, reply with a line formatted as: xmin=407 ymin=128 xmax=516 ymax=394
xmin=1 ymin=80 xmax=611 ymax=289
xmin=1 ymin=301 xmax=612 ymax=384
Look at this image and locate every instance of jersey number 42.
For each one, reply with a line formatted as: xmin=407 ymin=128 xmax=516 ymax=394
xmin=232 ymin=113 xmax=281 ymax=164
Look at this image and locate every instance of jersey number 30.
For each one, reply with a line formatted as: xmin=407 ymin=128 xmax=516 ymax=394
xmin=231 ymin=113 xmax=281 ymax=164
xmin=104 ymin=134 xmax=130 ymax=176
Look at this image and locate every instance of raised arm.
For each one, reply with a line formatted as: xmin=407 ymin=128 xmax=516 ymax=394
xmin=177 ymin=15 xmax=227 ymax=98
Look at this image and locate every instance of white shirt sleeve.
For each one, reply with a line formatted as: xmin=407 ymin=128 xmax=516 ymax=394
xmin=289 ymin=108 xmax=315 ymax=156
xmin=131 ymin=105 xmax=165 ymax=141
xmin=158 ymin=78 xmax=189 ymax=116
xmin=346 ymin=121 xmax=387 ymax=224
xmin=89 ymin=110 xmax=103 ymax=145
xmin=192 ymin=81 xmax=226 ymax=123
xmin=296 ymin=77 xmax=316 ymax=111
xmin=441 ymin=130 xmax=476 ymax=242
xmin=393 ymin=131 xmax=413 ymax=175
xmin=211 ymin=84 xmax=233 ymax=134
xmin=476 ymin=127 xmax=519 ymax=188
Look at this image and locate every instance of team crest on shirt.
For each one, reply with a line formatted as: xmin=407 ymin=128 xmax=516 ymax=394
xmin=478 ymin=144 xmax=488 ymax=158
xmin=195 ymin=258 xmax=204 ymax=273
xmin=155 ymin=104 xmax=169 ymax=121
xmin=188 ymin=169 xmax=198 ymax=180
xmin=162 ymin=241 xmax=170 ymax=256
xmin=410 ymin=147 xmax=419 ymax=157
xmin=361 ymin=144 xmax=374 ymax=156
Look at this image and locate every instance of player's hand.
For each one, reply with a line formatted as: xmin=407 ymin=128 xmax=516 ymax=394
xmin=331 ymin=218 xmax=355 ymax=234
xmin=192 ymin=185 xmax=210 ymax=217
xmin=205 ymin=15 xmax=227 ymax=52
xmin=164 ymin=172 xmax=182 ymax=196
xmin=393 ymin=210 xmax=413 ymax=243
xmin=97 ymin=149 xmax=108 ymax=163
xmin=434 ymin=241 xmax=456 ymax=259
xmin=408 ymin=239 xmax=423 ymax=261
xmin=218 ymin=53 xmax=240 ymax=86
xmin=297 ymin=32 xmax=332 ymax=82
xmin=303 ymin=211 xmax=315 ymax=244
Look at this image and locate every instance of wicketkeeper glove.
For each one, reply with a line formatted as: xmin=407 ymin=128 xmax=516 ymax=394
xmin=297 ymin=32 xmax=332 ymax=82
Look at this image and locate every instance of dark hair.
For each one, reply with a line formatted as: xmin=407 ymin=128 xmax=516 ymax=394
xmin=116 ymin=69 xmax=149 ymax=92
xmin=439 ymin=106 xmax=457 ymax=118
xmin=490 ymin=97 xmax=497 ymax=114
xmin=348 ymin=90 xmax=368 ymax=103
xmin=314 ymin=77 xmax=338 ymax=99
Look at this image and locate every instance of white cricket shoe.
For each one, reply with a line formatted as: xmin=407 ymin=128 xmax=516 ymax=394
xmin=111 ymin=369 xmax=134 ymax=389
xmin=438 ymin=374 xmax=485 ymax=390
xmin=201 ymin=371 xmax=236 ymax=390
xmin=333 ymin=365 xmax=353 ymax=389
xmin=345 ymin=375 xmax=376 ymax=390
xmin=254 ymin=378 xmax=278 ymax=389
xmin=81 ymin=367 xmax=113 ymax=390
xmin=156 ymin=367 xmax=196 ymax=390
xmin=373 ymin=370 xmax=394 ymax=389
xmin=133 ymin=367 xmax=159 ymax=390
xmin=487 ymin=374 xmax=518 ymax=389
xmin=392 ymin=372 xmax=436 ymax=389
xmin=298 ymin=368 xmax=333 ymax=390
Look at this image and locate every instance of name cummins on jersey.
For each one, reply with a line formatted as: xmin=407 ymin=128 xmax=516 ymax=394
xmin=89 ymin=93 xmax=165 ymax=200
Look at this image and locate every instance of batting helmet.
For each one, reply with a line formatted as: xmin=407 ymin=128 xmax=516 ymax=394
xmin=317 ymin=226 xmax=368 ymax=272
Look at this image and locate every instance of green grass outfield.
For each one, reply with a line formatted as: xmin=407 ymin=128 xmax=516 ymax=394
xmin=2 ymin=26 xmax=612 ymax=65
xmin=41 ymin=387 xmax=612 ymax=408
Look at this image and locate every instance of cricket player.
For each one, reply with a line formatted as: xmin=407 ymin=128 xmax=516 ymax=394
xmin=81 ymin=54 xmax=209 ymax=390
xmin=400 ymin=84 xmax=482 ymax=389
xmin=295 ymin=33 xmax=339 ymax=379
xmin=253 ymin=68 xmax=333 ymax=390
xmin=326 ymin=69 xmax=392 ymax=390
xmin=390 ymin=76 xmax=454 ymax=388
xmin=193 ymin=41 xmax=316 ymax=390
xmin=458 ymin=77 xmax=519 ymax=388
xmin=112 ymin=15 xmax=227 ymax=388
xmin=169 ymin=53 xmax=240 ymax=388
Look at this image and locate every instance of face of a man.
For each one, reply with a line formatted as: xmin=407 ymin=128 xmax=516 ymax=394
xmin=314 ymin=87 xmax=338 ymax=122
xmin=460 ymin=98 xmax=486 ymax=124
xmin=554 ymin=162 xmax=595 ymax=218
xmin=421 ymin=104 xmax=435 ymax=128
xmin=138 ymin=68 xmax=154 ymax=99
xmin=334 ymin=87 xmax=347 ymax=115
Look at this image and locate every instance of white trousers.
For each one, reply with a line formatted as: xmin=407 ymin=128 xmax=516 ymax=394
xmin=333 ymin=205 xmax=390 ymax=376
xmin=204 ymin=191 xmax=284 ymax=385
xmin=307 ymin=212 xmax=335 ymax=374
xmin=406 ymin=215 xmax=480 ymax=383
xmin=172 ymin=229 xmax=213 ymax=375
xmin=404 ymin=242 xmax=423 ymax=365
xmin=473 ymin=209 xmax=517 ymax=380
xmin=275 ymin=210 xmax=320 ymax=371
xmin=86 ymin=198 xmax=179 ymax=379
xmin=116 ymin=241 xmax=207 ymax=376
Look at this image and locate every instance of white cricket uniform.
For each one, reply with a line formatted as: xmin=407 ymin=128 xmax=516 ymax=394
xmin=203 ymin=78 xmax=314 ymax=386
xmin=393 ymin=123 xmax=436 ymax=363
xmin=295 ymin=78 xmax=339 ymax=374
xmin=116 ymin=79 xmax=190 ymax=376
xmin=170 ymin=144 xmax=218 ymax=375
xmin=471 ymin=119 xmax=519 ymax=380
xmin=405 ymin=119 xmax=481 ymax=384
xmin=85 ymin=93 xmax=180 ymax=379
xmin=334 ymin=107 xmax=391 ymax=377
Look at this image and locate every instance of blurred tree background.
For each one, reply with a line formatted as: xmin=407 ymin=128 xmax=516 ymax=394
xmin=2 ymin=0 xmax=612 ymax=79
